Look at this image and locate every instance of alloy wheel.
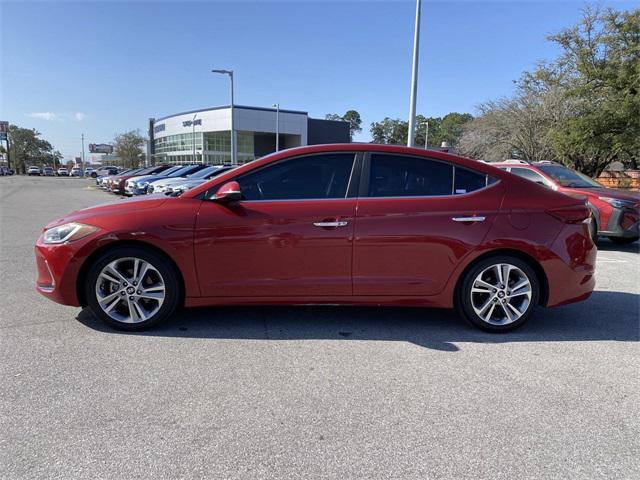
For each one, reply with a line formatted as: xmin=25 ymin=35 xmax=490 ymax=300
xmin=95 ymin=257 xmax=165 ymax=324
xmin=470 ymin=263 xmax=532 ymax=326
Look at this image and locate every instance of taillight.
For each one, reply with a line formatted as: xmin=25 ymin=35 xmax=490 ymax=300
xmin=546 ymin=205 xmax=591 ymax=224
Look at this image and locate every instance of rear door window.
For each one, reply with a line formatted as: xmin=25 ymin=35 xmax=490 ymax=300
xmin=454 ymin=167 xmax=491 ymax=194
xmin=368 ymin=154 xmax=453 ymax=197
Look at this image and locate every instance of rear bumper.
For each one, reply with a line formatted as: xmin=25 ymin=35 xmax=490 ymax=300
xmin=543 ymin=224 xmax=597 ymax=307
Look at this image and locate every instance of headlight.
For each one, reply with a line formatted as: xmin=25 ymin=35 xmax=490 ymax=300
xmin=43 ymin=222 xmax=99 ymax=244
xmin=599 ymin=197 xmax=637 ymax=209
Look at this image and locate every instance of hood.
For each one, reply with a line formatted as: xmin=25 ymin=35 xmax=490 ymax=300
xmin=175 ymin=179 xmax=206 ymax=188
xmin=565 ymin=186 xmax=639 ymax=203
xmin=151 ymin=177 xmax=192 ymax=188
xmin=128 ymin=174 xmax=167 ymax=184
xmin=44 ymin=195 xmax=169 ymax=229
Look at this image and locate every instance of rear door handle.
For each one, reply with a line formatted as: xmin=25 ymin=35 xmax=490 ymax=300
xmin=313 ymin=221 xmax=348 ymax=228
xmin=452 ymin=216 xmax=486 ymax=222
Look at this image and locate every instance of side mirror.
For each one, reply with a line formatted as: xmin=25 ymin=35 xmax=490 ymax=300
xmin=213 ymin=181 xmax=242 ymax=202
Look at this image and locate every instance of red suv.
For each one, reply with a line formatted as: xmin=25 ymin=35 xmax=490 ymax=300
xmin=35 ymin=144 xmax=595 ymax=333
xmin=492 ymin=161 xmax=639 ymax=244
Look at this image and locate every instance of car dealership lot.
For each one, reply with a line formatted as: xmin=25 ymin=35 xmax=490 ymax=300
xmin=1 ymin=176 xmax=638 ymax=479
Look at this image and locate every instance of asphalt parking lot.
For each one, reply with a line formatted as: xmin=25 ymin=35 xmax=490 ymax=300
xmin=1 ymin=175 xmax=638 ymax=479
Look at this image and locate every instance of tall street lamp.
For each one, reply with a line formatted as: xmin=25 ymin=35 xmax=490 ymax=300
xmin=423 ymin=121 xmax=429 ymax=149
xmin=407 ymin=0 xmax=422 ymax=147
xmin=273 ymin=103 xmax=280 ymax=152
xmin=191 ymin=113 xmax=198 ymax=163
xmin=212 ymin=69 xmax=236 ymax=165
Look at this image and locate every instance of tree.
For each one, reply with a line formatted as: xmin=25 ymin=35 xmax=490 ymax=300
xmin=542 ymin=6 xmax=640 ymax=174
xmin=370 ymin=113 xmax=472 ymax=148
xmin=458 ymin=84 xmax=573 ymax=161
xmin=459 ymin=6 xmax=640 ymax=175
xmin=325 ymin=110 xmax=363 ymax=140
xmin=7 ymin=125 xmax=56 ymax=174
xmin=113 ymin=130 xmax=146 ymax=168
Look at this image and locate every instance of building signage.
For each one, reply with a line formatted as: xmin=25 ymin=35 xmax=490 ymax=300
xmin=182 ymin=119 xmax=202 ymax=127
xmin=154 ymin=123 xmax=165 ymax=134
xmin=0 ymin=121 xmax=8 ymax=140
xmin=89 ymin=143 xmax=114 ymax=154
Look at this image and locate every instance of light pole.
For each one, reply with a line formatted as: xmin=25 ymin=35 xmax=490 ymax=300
xmin=407 ymin=0 xmax=422 ymax=147
xmin=273 ymin=103 xmax=280 ymax=152
xmin=192 ymin=113 xmax=197 ymax=163
xmin=81 ymin=133 xmax=85 ymax=167
xmin=212 ymin=69 xmax=236 ymax=165
xmin=423 ymin=121 xmax=429 ymax=149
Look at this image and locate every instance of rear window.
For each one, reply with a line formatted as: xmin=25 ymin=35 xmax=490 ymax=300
xmin=454 ymin=167 xmax=491 ymax=194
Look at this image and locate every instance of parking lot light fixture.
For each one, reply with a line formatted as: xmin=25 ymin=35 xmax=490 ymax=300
xmin=423 ymin=121 xmax=429 ymax=149
xmin=407 ymin=0 xmax=422 ymax=147
xmin=192 ymin=114 xmax=198 ymax=163
xmin=273 ymin=103 xmax=280 ymax=152
xmin=211 ymin=69 xmax=236 ymax=165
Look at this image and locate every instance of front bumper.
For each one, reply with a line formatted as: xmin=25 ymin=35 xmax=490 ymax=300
xmin=600 ymin=206 xmax=640 ymax=238
xmin=34 ymin=236 xmax=96 ymax=307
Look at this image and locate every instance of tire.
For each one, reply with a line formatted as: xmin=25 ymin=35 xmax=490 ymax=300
xmin=607 ymin=236 xmax=639 ymax=245
xmin=456 ymin=255 xmax=540 ymax=333
xmin=85 ymin=245 xmax=181 ymax=331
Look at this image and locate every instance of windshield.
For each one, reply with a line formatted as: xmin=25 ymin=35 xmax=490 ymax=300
xmin=536 ymin=164 xmax=602 ymax=188
xmin=156 ymin=166 xmax=183 ymax=177
xmin=188 ymin=166 xmax=219 ymax=179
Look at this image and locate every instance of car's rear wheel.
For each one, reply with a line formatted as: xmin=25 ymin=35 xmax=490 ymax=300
xmin=457 ymin=255 xmax=540 ymax=332
xmin=85 ymin=246 xmax=180 ymax=330
xmin=607 ymin=235 xmax=639 ymax=245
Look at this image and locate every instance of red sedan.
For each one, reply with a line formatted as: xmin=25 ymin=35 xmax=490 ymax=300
xmin=35 ymin=144 xmax=596 ymax=332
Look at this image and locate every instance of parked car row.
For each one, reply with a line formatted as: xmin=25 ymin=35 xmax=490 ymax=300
xmin=95 ymin=163 xmax=235 ymax=197
xmin=26 ymin=165 xmax=85 ymax=176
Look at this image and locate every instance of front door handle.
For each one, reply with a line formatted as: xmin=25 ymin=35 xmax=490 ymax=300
xmin=313 ymin=221 xmax=348 ymax=228
xmin=452 ymin=216 xmax=486 ymax=222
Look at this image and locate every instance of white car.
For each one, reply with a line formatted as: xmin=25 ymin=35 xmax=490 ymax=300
xmin=57 ymin=167 xmax=68 ymax=176
xmin=27 ymin=166 xmax=41 ymax=176
xmin=70 ymin=167 xmax=83 ymax=177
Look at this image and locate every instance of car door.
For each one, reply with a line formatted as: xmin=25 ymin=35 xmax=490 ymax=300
xmin=353 ymin=152 xmax=505 ymax=297
xmin=194 ymin=152 xmax=360 ymax=298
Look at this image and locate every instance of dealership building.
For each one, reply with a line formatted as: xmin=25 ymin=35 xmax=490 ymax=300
xmin=148 ymin=105 xmax=350 ymax=165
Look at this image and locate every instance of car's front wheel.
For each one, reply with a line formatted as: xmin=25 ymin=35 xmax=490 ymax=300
xmin=85 ymin=246 xmax=180 ymax=330
xmin=457 ymin=255 xmax=540 ymax=332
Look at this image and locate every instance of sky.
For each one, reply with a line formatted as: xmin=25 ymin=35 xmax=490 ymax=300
xmin=1 ymin=0 xmax=638 ymax=161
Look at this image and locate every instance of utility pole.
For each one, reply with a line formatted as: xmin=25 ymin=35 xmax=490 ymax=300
xmin=273 ymin=103 xmax=280 ymax=152
xmin=192 ymin=113 xmax=197 ymax=163
xmin=424 ymin=121 xmax=429 ymax=149
xmin=407 ymin=0 xmax=422 ymax=147
xmin=212 ymin=69 xmax=236 ymax=165
xmin=81 ymin=133 xmax=85 ymax=167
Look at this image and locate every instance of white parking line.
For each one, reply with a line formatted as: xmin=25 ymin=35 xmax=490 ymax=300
xmin=597 ymin=255 xmax=628 ymax=264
